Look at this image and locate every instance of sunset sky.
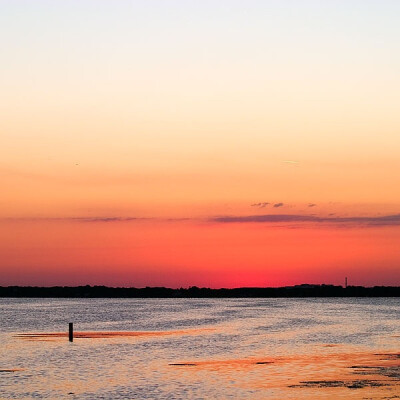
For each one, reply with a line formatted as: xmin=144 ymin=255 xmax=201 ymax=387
xmin=1 ymin=1 xmax=400 ymax=287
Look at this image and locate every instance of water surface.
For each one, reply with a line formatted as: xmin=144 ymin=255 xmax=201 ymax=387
xmin=0 ymin=298 xmax=399 ymax=399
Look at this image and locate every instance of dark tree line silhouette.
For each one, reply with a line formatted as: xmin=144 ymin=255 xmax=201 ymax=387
xmin=0 ymin=284 xmax=399 ymax=298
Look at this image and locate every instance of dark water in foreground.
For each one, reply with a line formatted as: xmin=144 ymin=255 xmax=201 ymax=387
xmin=0 ymin=298 xmax=399 ymax=399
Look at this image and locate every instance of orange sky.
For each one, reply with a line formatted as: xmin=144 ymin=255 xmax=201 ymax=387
xmin=1 ymin=1 xmax=400 ymax=287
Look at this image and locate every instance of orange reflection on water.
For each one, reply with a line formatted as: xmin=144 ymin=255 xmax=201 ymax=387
xmin=8 ymin=330 xmax=400 ymax=399
xmin=166 ymin=350 xmax=399 ymax=399
xmin=0 ymin=368 xmax=25 ymax=372
xmin=15 ymin=328 xmax=216 ymax=341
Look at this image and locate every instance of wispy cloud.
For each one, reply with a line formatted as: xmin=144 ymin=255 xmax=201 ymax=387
xmin=213 ymin=214 xmax=315 ymax=223
xmin=75 ymin=217 xmax=143 ymax=222
xmin=308 ymin=203 xmax=317 ymax=208
xmin=251 ymin=202 xmax=269 ymax=208
xmin=211 ymin=213 xmax=400 ymax=227
xmin=282 ymin=160 xmax=299 ymax=165
xmin=273 ymin=203 xmax=284 ymax=208
xmin=2 ymin=216 xmax=147 ymax=223
xmin=5 ymin=213 xmax=400 ymax=228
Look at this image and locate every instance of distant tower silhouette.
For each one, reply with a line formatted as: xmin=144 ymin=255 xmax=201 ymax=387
xmin=345 ymin=277 xmax=348 ymax=288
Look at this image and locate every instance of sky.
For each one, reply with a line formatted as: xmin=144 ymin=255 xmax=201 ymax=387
xmin=1 ymin=0 xmax=400 ymax=287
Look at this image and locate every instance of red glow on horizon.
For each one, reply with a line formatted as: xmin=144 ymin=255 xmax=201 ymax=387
xmin=1 ymin=219 xmax=399 ymax=288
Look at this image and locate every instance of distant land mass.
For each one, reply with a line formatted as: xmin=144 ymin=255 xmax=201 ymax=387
xmin=1 ymin=284 xmax=399 ymax=298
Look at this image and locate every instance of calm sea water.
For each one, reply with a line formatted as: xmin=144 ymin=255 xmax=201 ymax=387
xmin=0 ymin=298 xmax=399 ymax=399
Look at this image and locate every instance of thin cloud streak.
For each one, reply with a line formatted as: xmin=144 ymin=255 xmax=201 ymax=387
xmin=1 ymin=217 xmax=147 ymax=223
xmin=282 ymin=160 xmax=299 ymax=164
xmin=75 ymin=217 xmax=145 ymax=222
xmin=211 ymin=213 xmax=400 ymax=226
xmin=4 ymin=213 xmax=400 ymax=227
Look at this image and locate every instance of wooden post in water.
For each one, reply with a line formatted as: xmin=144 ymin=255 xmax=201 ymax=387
xmin=69 ymin=322 xmax=73 ymax=342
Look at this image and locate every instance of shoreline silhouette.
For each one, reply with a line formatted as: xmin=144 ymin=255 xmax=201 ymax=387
xmin=1 ymin=284 xmax=399 ymax=298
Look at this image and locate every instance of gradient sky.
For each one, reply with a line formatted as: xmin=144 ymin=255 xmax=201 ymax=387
xmin=1 ymin=1 xmax=400 ymax=287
